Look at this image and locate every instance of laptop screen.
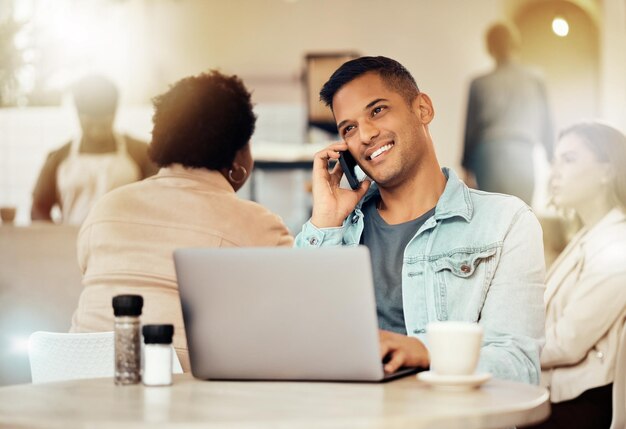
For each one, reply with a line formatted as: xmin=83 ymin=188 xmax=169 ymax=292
xmin=174 ymin=246 xmax=395 ymax=381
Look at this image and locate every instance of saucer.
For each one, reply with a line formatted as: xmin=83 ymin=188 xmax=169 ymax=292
xmin=417 ymin=371 xmax=492 ymax=390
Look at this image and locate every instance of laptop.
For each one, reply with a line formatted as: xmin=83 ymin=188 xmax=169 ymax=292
xmin=174 ymin=246 xmax=421 ymax=382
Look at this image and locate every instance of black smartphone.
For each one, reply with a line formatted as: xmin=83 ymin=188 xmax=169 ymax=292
xmin=338 ymin=150 xmax=360 ymax=190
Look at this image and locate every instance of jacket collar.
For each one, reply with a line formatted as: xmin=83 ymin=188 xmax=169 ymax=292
xmin=578 ymin=207 xmax=626 ymax=246
xmin=357 ymin=167 xmax=473 ymax=222
xmin=154 ymin=163 xmax=235 ymax=193
xmin=545 ymin=207 xmax=626 ymax=304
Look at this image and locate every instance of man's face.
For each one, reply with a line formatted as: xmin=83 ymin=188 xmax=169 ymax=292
xmin=332 ymin=72 xmax=431 ymax=189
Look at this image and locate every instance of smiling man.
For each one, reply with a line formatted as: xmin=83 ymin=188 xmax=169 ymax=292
xmin=295 ymin=56 xmax=546 ymax=384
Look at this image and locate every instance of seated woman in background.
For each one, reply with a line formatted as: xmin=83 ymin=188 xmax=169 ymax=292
xmin=70 ymin=71 xmax=294 ymax=371
xmin=527 ymin=121 xmax=626 ymax=428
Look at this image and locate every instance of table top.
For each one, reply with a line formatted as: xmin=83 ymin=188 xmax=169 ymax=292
xmin=0 ymin=373 xmax=549 ymax=428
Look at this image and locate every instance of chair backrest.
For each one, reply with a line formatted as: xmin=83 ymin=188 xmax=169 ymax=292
xmin=29 ymin=331 xmax=115 ymax=383
xmin=28 ymin=331 xmax=183 ymax=384
xmin=610 ymin=319 xmax=626 ymax=429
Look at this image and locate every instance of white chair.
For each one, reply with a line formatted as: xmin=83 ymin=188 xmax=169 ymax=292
xmin=28 ymin=331 xmax=183 ymax=384
xmin=610 ymin=321 xmax=626 ymax=429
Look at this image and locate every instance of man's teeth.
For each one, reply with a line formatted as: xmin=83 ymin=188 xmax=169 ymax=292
xmin=370 ymin=143 xmax=393 ymax=160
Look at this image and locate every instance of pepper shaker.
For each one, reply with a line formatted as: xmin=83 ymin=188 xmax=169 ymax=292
xmin=112 ymin=294 xmax=143 ymax=385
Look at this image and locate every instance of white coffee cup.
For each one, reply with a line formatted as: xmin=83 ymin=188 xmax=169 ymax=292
xmin=427 ymin=321 xmax=483 ymax=376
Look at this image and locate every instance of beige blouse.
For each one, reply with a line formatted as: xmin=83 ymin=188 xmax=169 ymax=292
xmin=70 ymin=165 xmax=294 ymax=371
xmin=541 ymin=208 xmax=626 ymax=403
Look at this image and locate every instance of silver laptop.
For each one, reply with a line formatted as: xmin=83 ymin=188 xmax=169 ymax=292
xmin=174 ymin=246 xmax=420 ymax=382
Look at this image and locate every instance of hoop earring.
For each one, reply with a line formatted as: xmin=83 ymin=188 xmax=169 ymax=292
xmin=228 ymin=166 xmax=248 ymax=184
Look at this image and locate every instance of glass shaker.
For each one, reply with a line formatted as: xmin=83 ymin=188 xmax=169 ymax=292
xmin=142 ymin=324 xmax=175 ymax=386
xmin=112 ymin=294 xmax=143 ymax=385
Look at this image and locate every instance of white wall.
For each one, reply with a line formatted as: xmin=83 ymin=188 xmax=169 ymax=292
xmin=4 ymin=0 xmax=625 ymax=225
xmin=115 ymin=0 xmax=504 ymax=168
xmin=600 ymin=0 xmax=626 ymax=131
xmin=1 ymin=0 xmax=506 ymax=226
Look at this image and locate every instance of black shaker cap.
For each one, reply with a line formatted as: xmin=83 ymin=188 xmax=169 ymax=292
xmin=112 ymin=294 xmax=143 ymax=317
xmin=142 ymin=324 xmax=174 ymax=344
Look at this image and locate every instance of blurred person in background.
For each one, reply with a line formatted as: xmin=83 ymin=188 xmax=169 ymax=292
xmin=525 ymin=121 xmax=626 ymax=428
xmin=70 ymin=71 xmax=293 ymax=371
xmin=31 ymin=75 xmax=157 ymax=225
xmin=462 ymin=22 xmax=553 ymax=205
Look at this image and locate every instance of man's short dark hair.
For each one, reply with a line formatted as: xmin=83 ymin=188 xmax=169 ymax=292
xmin=72 ymin=75 xmax=118 ymax=116
xmin=149 ymin=70 xmax=256 ymax=170
xmin=319 ymin=56 xmax=419 ymax=110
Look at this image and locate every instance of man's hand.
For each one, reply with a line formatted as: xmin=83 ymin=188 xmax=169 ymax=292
xmin=379 ymin=330 xmax=430 ymax=373
xmin=310 ymin=142 xmax=371 ymax=228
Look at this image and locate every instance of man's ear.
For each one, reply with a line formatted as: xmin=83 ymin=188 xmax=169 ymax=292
xmin=412 ymin=93 xmax=434 ymax=124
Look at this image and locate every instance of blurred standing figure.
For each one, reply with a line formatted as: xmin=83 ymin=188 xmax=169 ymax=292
xmin=526 ymin=122 xmax=626 ymax=429
xmin=462 ymin=22 xmax=553 ymax=205
xmin=31 ymin=75 xmax=157 ymax=225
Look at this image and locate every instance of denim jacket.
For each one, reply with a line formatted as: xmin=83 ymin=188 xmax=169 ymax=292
xmin=295 ymin=168 xmax=546 ymax=384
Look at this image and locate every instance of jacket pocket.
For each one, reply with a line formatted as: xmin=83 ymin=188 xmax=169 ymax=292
xmin=430 ymin=246 xmax=499 ymax=321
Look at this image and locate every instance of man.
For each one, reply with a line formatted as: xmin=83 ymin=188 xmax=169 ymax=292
xmin=295 ymin=56 xmax=545 ymax=384
xmin=462 ymin=22 xmax=554 ymax=205
xmin=31 ymin=75 xmax=157 ymax=225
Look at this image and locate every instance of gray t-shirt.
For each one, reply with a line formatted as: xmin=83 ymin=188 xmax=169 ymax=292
xmin=360 ymin=198 xmax=435 ymax=334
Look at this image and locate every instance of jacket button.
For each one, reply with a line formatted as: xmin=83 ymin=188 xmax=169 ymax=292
xmin=308 ymin=237 xmax=319 ymax=246
xmin=460 ymin=264 xmax=471 ymax=273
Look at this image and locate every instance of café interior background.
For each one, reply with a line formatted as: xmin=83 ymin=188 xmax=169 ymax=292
xmin=0 ymin=0 xmax=625 ymax=387
xmin=0 ymin=0 xmax=625 ymax=231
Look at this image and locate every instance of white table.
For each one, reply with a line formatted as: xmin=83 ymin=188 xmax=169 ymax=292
xmin=0 ymin=373 xmax=549 ymax=428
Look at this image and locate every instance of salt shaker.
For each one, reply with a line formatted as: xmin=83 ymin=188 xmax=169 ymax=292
xmin=112 ymin=294 xmax=143 ymax=385
xmin=142 ymin=324 xmax=174 ymax=386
